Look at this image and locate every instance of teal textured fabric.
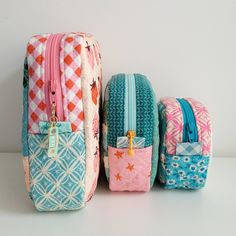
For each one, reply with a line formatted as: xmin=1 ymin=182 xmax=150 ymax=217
xmin=107 ymin=74 xmax=125 ymax=147
xmin=22 ymin=58 xmax=29 ymax=156
xmin=135 ymin=74 xmax=159 ymax=186
xmin=102 ymin=81 xmax=110 ymax=157
xmin=134 ymin=74 xmax=154 ymax=146
xmin=28 ymin=132 xmax=86 ymax=211
xmin=134 ymin=74 xmax=159 ymax=186
xmin=150 ymin=102 xmax=159 ymax=186
xmin=158 ymin=102 xmax=167 ymax=155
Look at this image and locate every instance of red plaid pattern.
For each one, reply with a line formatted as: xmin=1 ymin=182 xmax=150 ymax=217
xmin=27 ymin=33 xmax=85 ymax=133
xmin=27 ymin=34 xmax=50 ymax=133
xmin=60 ymin=33 xmax=84 ymax=131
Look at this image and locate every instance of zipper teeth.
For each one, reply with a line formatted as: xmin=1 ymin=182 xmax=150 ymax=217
xmin=124 ymin=76 xmax=128 ymax=134
xmin=50 ymin=36 xmax=55 ymax=103
xmin=45 ymin=34 xmax=64 ymax=121
xmin=177 ymin=98 xmax=188 ymax=141
xmin=56 ymin=34 xmax=64 ymax=121
xmin=177 ymin=98 xmax=198 ymax=142
xmin=45 ymin=35 xmax=54 ymax=119
xmin=50 ymin=34 xmax=60 ymax=104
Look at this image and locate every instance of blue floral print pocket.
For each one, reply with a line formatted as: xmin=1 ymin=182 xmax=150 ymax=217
xmin=158 ymin=154 xmax=210 ymax=189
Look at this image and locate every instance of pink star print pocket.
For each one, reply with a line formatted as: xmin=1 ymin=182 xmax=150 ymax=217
xmin=108 ymin=146 xmax=152 ymax=192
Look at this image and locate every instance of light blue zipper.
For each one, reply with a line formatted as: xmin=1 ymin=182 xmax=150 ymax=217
xmin=177 ymin=98 xmax=198 ymax=142
xmin=124 ymin=74 xmax=136 ymax=134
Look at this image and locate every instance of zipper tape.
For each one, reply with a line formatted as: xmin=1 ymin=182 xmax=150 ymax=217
xmin=45 ymin=33 xmax=64 ymax=121
xmin=124 ymin=74 xmax=136 ymax=134
xmin=177 ymin=98 xmax=198 ymax=143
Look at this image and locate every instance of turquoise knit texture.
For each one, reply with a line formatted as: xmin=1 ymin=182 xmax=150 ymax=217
xmin=150 ymin=102 xmax=159 ymax=186
xmin=107 ymin=74 xmax=125 ymax=147
xmin=134 ymin=74 xmax=159 ymax=186
xmin=158 ymin=102 xmax=167 ymax=155
xmin=134 ymin=74 xmax=154 ymax=146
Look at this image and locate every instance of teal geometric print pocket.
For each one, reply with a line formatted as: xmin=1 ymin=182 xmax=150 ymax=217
xmin=159 ymin=154 xmax=210 ymax=189
xmin=28 ymin=131 xmax=86 ymax=211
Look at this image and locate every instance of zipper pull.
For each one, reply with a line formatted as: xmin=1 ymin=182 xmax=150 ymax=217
xmin=127 ymin=130 xmax=135 ymax=156
xmin=48 ymin=103 xmax=59 ymax=157
xmin=187 ymin=123 xmax=194 ymax=143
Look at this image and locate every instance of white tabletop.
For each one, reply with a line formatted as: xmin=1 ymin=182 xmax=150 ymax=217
xmin=0 ymin=154 xmax=235 ymax=236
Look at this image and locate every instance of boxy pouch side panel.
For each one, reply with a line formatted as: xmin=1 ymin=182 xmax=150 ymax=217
xmin=80 ymin=34 xmax=102 ymax=201
xmin=102 ymin=82 xmax=110 ymax=179
xmin=22 ymin=58 xmax=29 ymax=156
xmin=107 ymin=74 xmax=125 ymax=147
xmin=135 ymin=74 xmax=159 ymax=186
xmin=106 ymin=74 xmax=158 ymax=191
xmin=157 ymin=97 xmax=211 ymax=189
xmin=22 ymin=58 xmax=31 ymax=195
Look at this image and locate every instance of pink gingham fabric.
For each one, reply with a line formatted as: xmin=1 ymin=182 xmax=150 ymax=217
xmin=60 ymin=33 xmax=84 ymax=131
xmin=27 ymin=34 xmax=50 ymax=133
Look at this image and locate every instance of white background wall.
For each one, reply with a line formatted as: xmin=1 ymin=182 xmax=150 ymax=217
xmin=0 ymin=0 xmax=235 ymax=156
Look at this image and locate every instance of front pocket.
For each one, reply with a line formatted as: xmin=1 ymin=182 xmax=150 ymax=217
xmin=159 ymin=154 xmax=209 ymax=189
xmin=108 ymin=146 xmax=152 ymax=192
xmin=28 ymin=131 xmax=86 ymax=211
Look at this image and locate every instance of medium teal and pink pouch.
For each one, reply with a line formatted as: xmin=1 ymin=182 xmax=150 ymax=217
xmin=102 ymin=74 xmax=159 ymax=191
xmin=157 ymin=97 xmax=212 ymax=189
xmin=22 ymin=33 xmax=102 ymax=211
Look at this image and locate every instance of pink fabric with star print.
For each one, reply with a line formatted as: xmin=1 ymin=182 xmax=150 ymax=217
xmin=108 ymin=146 xmax=152 ymax=192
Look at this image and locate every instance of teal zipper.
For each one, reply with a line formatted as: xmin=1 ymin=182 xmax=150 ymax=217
xmin=177 ymin=98 xmax=198 ymax=142
xmin=124 ymin=74 xmax=136 ymax=133
xmin=124 ymin=74 xmax=136 ymax=155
